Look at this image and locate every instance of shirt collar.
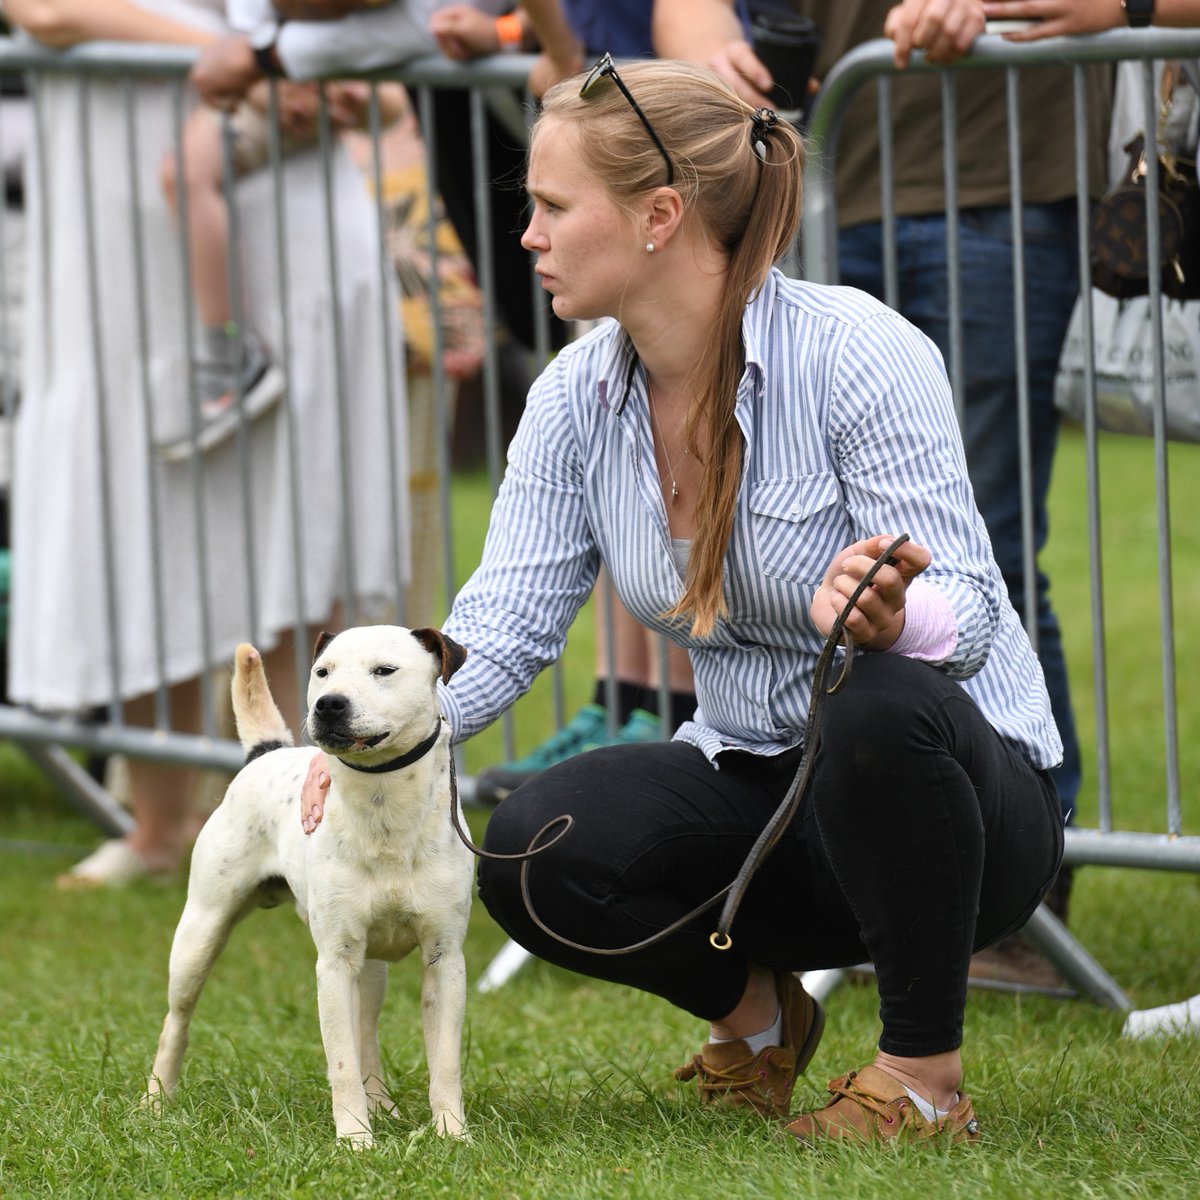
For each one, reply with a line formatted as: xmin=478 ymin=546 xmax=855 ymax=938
xmin=603 ymin=327 xmax=640 ymax=417
xmin=739 ymin=266 xmax=778 ymax=394
xmin=597 ymin=266 xmax=781 ymax=415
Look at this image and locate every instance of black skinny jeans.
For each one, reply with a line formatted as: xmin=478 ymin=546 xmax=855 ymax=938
xmin=478 ymin=654 xmax=1064 ymax=1058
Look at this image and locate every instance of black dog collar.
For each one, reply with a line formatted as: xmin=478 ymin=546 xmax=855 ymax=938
xmin=340 ymin=723 xmax=441 ymax=774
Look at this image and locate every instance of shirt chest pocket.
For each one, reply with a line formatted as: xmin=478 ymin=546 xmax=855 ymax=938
xmin=749 ymin=472 xmax=843 ymax=583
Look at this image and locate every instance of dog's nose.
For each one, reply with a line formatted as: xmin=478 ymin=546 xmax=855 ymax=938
xmin=313 ymin=693 xmax=349 ymax=720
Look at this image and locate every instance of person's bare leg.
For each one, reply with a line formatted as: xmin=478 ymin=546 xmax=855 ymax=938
xmin=872 ymin=1048 xmax=962 ymax=1113
xmin=708 ymin=962 xmax=778 ymax=1041
xmin=595 ymin=570 xmax=695 ymax=723
xmin=122 ymin=677 xmax=203 ymax=870
xmin=162 ymin=110 xmax=234 ymax=331
xmin=594 ymin=568 xmax=652 ymax=684
xmin=716 ymin=968 xmax=963 ymax=1111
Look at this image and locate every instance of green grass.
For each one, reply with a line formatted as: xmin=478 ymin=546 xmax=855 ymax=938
xmin=2 ymin=427 xmax=1200 ymax=1198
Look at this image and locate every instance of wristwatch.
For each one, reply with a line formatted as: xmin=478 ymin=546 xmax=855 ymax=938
xmin=1122 ymin=0 xmax=1155 ymax=27
xmin=249 ymin=20 xmax=286 ymax=77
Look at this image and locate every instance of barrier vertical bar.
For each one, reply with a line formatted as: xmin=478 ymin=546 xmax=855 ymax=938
xmin=417 ymin=86 xmax=456 ymax=622
xmin=366 ymin=84 xmax=407 ymax=622
xmin=940 ymin=72 xmax=964 ymax=423
xmin=1138 ymin=63 xmax=1183 ymax=834
xmin=876 ymin=77 xmax=898 ymax=308
xmin=1005 ymin=68 xmax=1039 ymax=653
xmin=171 ymin=81 xmax=217 ymax=733
xmin=1072 ymin=63 xmax=1113 ymax=832
xmin=123 ymin=76 xmax=171 ymax=727
xmin=318 ymin=89 xmax=359 ymax=626
xmin=264 ymin=81 xmax=311 ymax=721
xmin=221 ymin=108 xmax=262 ymax=653
xmin=78 ymin=77 xmax=124 ymax=724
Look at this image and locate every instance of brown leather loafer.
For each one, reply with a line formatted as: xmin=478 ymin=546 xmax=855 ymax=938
xmin=784 ymin=1065 xmax=982 ymax=1145
xmin=674 ymin=972 xmax=825 ymax=1119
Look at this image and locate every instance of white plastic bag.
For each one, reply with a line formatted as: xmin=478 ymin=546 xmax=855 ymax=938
xmin=1054 ymin=290 xmax=1200 ymax=442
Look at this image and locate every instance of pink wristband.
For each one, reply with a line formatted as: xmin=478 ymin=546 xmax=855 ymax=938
xmin=886 ymin=578 xmax=958 ymax=663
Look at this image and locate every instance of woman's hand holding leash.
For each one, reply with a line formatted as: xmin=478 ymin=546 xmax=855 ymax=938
xmin=810 ymin=533 xmax=931 ymax=651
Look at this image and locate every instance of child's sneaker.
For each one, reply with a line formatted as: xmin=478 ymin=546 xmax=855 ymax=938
xmin=473 ymin=706 xmax=664 ymax=806
xmin=157 ymin=334 xmax=284 ymax=462
xmin=473 ymin=703 xmax=610 ymax=805
xmin=578 ymin=707 xmax=661 ymax=752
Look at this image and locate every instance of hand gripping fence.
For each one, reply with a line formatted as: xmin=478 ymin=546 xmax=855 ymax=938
xmin=448 ymin=534 xmax=911 ymax=957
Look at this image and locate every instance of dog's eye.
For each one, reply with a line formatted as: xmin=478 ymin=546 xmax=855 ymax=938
xmin=314 ymin=667 xmax=329 ymax=678
xmin=372 ymin=666 xmax=397 ymax=677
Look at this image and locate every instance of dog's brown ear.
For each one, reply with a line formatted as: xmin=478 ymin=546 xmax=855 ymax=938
xmin=411 ymin=627 xmax=468 ymax=684
xmin=312 ymin=630 xmax=337 ymax=663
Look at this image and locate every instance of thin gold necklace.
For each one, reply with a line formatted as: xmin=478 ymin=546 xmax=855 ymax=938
xmin=647 ymin=382 xmax=689 ymax=506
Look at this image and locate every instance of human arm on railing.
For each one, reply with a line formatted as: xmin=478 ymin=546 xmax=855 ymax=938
xmin=3 ymin=0 xmax=216 ymax=47
xmin=652 ymin=0 xmax=776 ymax=107
xmin=194 ymin=1 xmax=435 ymax=109
xmin=520 ymin=0 xmax=584 ymax=96
xmin=430 ymin=1 xmax=583 ymax=97
xmin=981 ymin=0 xmax=1200 ymax=36
xmin=883 ymin=0 xmax=987 ymax=67
xmin=430 ymin=4 xmax=534 ymax=59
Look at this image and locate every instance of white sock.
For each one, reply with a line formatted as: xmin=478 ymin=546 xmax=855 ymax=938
xmin=710 ymin=1005 xmax=782 ymax=1055
xmin=903 ymin=1085 xmax=959 ymax=1123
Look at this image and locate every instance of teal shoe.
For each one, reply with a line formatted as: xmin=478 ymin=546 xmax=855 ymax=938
xmin=473 ymin=703 xmax=610 ymax=805
xmin=580 ymin=708 xmax=662 ymax=752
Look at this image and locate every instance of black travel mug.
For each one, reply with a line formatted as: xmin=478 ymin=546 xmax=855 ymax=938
xmin=749 ymin=12 xmax=822 ymax=123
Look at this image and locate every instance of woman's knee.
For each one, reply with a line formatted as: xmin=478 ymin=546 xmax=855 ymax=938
xmin=477 ymin=786 xmax=566 ymax=920
xmin=819 ymin=654 xmax=945 ymax=759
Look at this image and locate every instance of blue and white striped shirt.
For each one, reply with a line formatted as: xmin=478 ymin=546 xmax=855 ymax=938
xmin=441 ymin=268 xmax=1062 ymax=771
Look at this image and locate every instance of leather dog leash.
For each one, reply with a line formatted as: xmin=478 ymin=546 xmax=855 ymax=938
xmin=448 ymin=533 xmax=911 ymax=958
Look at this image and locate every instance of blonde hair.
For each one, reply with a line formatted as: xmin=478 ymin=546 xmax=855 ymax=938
xmin=537 ymin=60 xmax=805 ymax=637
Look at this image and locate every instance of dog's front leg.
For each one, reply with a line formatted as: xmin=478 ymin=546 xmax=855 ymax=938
xmin=421 ymin=945 xmax=467 ymax=1137
xmin=358 ymin=959 xmax=399 ymax=1119
xmin=316 ymin=950 xmax=373 ymax=1147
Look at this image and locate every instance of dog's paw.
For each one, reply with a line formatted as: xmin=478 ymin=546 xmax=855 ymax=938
xmin=338 ymin=1129 xmax=375 ymax=1150
xmin=142 ymin=1083 xmax=167 ymax=1117
xmin=432 ymin=1109 xmax=468 ymax=1140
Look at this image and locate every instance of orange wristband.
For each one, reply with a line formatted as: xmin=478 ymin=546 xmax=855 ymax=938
xmin=495 ymin=12 xmax=523 ymax=52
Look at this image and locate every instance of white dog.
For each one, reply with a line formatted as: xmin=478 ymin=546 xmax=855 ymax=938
xmin=147 ymin=625 xmax=472 ymax=1146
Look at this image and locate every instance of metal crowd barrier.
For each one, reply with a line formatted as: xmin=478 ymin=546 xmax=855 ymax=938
xmin=2 ymin=31 xmax=1198 ymax=1012
xmin=0 ymin=42 xmax=554 ymax=825
xmin=802 ymin=26 xmax=1200 ymax=1010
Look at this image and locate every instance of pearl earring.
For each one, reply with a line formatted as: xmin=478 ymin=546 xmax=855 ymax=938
xmin=645 ymin=242 xmax=655 ymax=253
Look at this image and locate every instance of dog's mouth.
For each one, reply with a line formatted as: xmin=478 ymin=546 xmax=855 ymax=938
xmin=317 ymin=730 xmax=390 ymax=754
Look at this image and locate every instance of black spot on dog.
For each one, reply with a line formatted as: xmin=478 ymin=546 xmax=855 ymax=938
xmin=245 ymin=739 xmax=289 ymax=765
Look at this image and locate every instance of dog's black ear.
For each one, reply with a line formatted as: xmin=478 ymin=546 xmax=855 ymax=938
xmin=411 ymin=628 xmax=468 ymax=684
xmin=312 ymin=630 xmax=337 ymax=663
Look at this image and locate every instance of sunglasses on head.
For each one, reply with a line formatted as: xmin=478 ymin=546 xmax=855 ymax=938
xmin=580 ymin=52 xmax=675 ymax=187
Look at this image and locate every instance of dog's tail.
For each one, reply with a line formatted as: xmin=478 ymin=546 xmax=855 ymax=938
xmin=231 ymin=644 xmax=295 ymax=763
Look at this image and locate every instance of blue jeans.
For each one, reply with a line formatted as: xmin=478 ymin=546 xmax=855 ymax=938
xmin=839 ymin=201 xmax=1081 ymax=822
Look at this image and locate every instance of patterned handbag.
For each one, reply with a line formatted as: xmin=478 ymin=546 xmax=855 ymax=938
xmin=1090 ymin=64 xmax=1200 ymax=302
